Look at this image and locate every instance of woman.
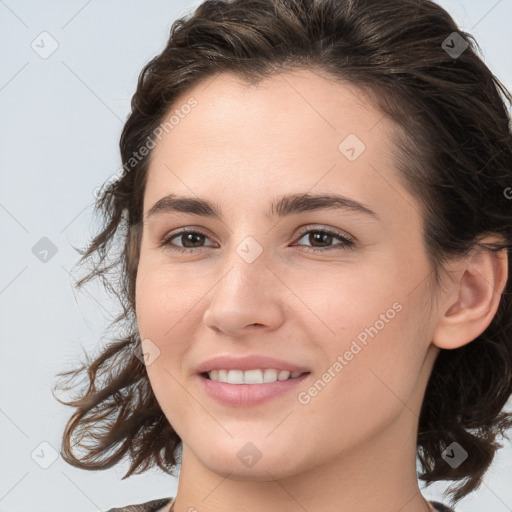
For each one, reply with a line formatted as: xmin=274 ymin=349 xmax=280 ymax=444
xmin=53 ymin=0 xmax=512 ymax=511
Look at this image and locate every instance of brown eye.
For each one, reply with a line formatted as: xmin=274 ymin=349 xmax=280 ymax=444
xmin=294 ymin=228 xmax=355 ymax=252
xmin=160 ymin=226 xmax=355 ymax=255
xmin=161 ymin=230 xmax=216 ymax=253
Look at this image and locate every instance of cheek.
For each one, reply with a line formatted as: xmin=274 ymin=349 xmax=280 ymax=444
xmin=134 ymin=266 xmax=193 ymax=415
xmin=296 ymin=260 xmax=430 ymax=420
xmin=296 ymin=308 xmax=426 ymax=455
xmin=287 ymin=257 xmax=403 ymax=337
xmin=135 ymin=262 xmax=204 ymax=341
xmin=135 ymin=266 xmax=200 ymax=430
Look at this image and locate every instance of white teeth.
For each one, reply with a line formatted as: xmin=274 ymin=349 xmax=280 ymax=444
xmin=277 ymin=370 xmax=290 ymax=381
xmin=227 ymin=370 xmax=244 ymax=384
xmin=263 ymin=369 xmax=278 ymax=383
xmin=206 ymin=369 xmax=305 ymax=384
xmin=245 ymin=369 xmax=265 ymax=384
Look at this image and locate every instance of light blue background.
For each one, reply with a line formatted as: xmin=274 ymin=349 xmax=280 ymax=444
xmin=1 ymin=1 xmax=511 ymax=511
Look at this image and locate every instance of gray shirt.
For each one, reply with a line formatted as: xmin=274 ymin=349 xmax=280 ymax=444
xmin=105 ymin=497 xmax=456 ymax=512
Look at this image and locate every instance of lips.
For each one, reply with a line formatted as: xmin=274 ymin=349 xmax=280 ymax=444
xmin=195 ymin=354 xmax=311 ymax=374
xmin=198 ymin=369 xmax=311 ymax=407
xmin=194 ymin=354 xmax=312 ymax=407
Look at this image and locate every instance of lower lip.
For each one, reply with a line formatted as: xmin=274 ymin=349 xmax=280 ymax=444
xmin=198 ymin=372 xmax=311 ymax=407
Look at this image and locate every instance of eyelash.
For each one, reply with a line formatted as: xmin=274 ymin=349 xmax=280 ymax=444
xmin=160 ymin=226 xmax=355 ymax=254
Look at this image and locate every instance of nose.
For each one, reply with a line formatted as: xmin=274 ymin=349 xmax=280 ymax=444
xmin=202 ymin=257 xmax=285 ymax=336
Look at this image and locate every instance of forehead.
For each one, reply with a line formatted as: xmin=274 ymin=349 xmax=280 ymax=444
xmin=143 ymin=68 xmax=413 ymax=224
xmin=151 ymin=68 xmax=390 ymax=155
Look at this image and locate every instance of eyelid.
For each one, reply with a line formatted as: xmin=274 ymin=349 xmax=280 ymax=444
xmin=294 ymin=224 xmax=355 ymax=243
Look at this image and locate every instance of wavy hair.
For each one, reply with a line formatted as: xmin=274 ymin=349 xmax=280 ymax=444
xmin=53 ymin=0 xmax=512 ymax=507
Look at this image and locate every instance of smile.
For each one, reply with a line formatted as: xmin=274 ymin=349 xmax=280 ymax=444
xmin=199 ymin=371 xmax=311 ymax=407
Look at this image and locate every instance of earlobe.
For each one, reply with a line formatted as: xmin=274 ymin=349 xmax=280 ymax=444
xmin=432 ymin=245 xmax=508 ymax=350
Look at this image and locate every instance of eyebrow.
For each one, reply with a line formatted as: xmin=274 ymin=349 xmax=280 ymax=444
xmin=145 ymin=192 xmax=379 ymax=222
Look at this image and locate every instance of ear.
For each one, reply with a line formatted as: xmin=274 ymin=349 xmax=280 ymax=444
xmin=432 ymin=241 xmax=508 ymax=350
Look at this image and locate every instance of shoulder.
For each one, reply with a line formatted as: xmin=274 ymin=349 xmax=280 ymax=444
xmin=429 ymin=500 xmax=457 ymax=512
xmin=105 ymin=497 xmax=173 ymax=512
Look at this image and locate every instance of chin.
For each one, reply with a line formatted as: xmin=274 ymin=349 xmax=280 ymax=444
xmin=195 ymin=440 xmax=304 ymax=480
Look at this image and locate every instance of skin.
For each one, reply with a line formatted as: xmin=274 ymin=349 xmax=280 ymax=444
xmin=134 ymin=68 xmax=508 ymax=512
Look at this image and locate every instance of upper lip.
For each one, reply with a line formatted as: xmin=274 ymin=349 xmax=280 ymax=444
xmin=196 ymin=354 xmax=311 ymax=374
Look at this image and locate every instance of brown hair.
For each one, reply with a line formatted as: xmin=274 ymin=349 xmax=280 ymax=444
xmin=53 ymin=0 xmax=512 ymax=507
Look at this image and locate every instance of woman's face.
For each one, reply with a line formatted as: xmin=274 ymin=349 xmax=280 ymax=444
xmin=135 ymin=69 xmax=441 ymax=479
